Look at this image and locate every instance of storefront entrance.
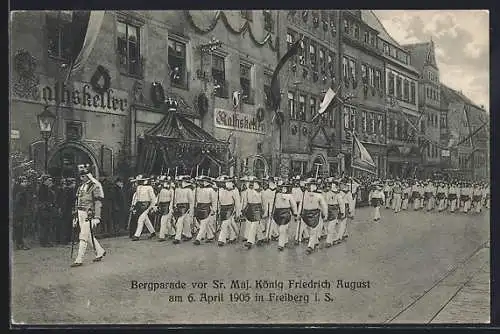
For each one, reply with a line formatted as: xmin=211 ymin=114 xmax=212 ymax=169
xmin=48 ymin=143 xmax=99 ymax=178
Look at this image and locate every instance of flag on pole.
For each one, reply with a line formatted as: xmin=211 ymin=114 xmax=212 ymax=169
xmin=270 ymin=38 xmax=302 ymax=123
xmin=67 ymin=11 xmax=105 ymax=79
xmin=312 ymin=86 xmax=338 ymax=122
xmin=351 ymin=133 xmax=377 ymax=175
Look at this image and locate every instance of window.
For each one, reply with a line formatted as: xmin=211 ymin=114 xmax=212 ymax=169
xmin=291 ymin=160 xmax=308 ymax=175
xmin=263 ymin=10 xmax=273 ymax=32
xmin=403 ymin=79 xmax=409 ymax=102
xmin=375 ymin=69 xmax=382 ymax=89
xmin=343 ymin=19 xmax=349 ymax=33
xmin=299 ymin=94 xmax=306 ymax=121
xmin=349 ymin=59 xmax=356 ymax=81
xmin=362 ymin=111 xmax=367 ymax=132
xmin=371 ymin=113 xmax=376 ymax=133
xmin=394 ymin=119 xmax=399 ymax=139
xmin=264 ymin=73 xmax=272 ymax=109
xmin=354 ymin=24 xmax=360 ymax=39
xmin=440 ymin=113 xmax=448 ymax=128
xmin=361 ymin=64 xmax=368 ymax=83
xmin=370 ymin=33 xmax=376 ymax=46
xmin=65 ymin=122 xmax=82 ymax=140
xmin=117 ymin=21 xmax=142 ymax=76
xmin=403 ymin=121 xmax=409 ymax=139
xmin=378 ymin=115 xmax=383 ymax=134
xmin=410 ymin=82 xmax=416 ymax=104
xmin=240 ymin=10 xmax=252 ymax=21
xmin=240 ymin=63 xmax=252 ymax=104
xmin=383 ymin=43 xmax=389 ymax=54
xmin=427 ymin=144 xmax=431 ymax=157
xmin=369 ymin=67 xmax=375 ymax=86
xmin=390 ymin=47 xmax=396 ymax=58
xmin=388 ymin=72 xmax=395 ymax=96
xmin=426 ymin=87 xmax=430 ymax=99
xmin=288 ymin=92 xmax=296 ymax=119
xmin=168 ymin=39 xmax=187 ymax=88
xmin=405 ymin=54 xmax=409 ymax=64
xmin=350 ymin=108 xmax=356 ymax=130
xmin=299 ymin=39 xmax=307 ymax=65
xmin=342 ymin=57 xmax=348 ymax=79
xmin=364 ymin=31 xmax=369 ymax=43
xmin=319 ymin=49 xmax=325 ymax=70
xmin=47 ymin=15 xmax=72 ymax=60
xmin=388 ymin=118 xmax=394 ymax=139
xmin=310 ymin=97 xmax=316 ymax=121
xmin=328 ymin=52 xmax=334 ymax=74
xmin=343 ymin=106 xmax=350 ymax=129
xmin=212 ymin=55 xmax=227 ymax=98
xmin=396 ymin=76 xmax=402 ymax=99
xmin=309 ymin=43 xmax=317 ymax=68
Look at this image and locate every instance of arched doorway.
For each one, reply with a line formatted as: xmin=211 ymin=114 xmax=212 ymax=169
xmin=48 ymin=142 xmax=99 ymax=179
xmin=245 ymin=155 xmax=269 ymax=178
xmin=312 ymin=154 xmax=327 ymax=177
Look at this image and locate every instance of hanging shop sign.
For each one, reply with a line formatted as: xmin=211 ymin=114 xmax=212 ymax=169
xmin=12 ymin=77 xmax=129 ymax=116
xmin=214 ymin=108 xmax=265 ymax=134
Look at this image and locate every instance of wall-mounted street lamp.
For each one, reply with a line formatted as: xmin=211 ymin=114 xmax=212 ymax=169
xmin=37 ymin=106 xmax=56 ymax=173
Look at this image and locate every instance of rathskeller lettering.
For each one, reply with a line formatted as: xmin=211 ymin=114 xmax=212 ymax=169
xmin=41 ymin=82 xmax=128 ymax=112
xmin=215 ymin=109 xmax=265 ymax=133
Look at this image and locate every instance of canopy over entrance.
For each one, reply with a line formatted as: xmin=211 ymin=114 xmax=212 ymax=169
xmin=137 ymin=112 xmax=229 ymax=177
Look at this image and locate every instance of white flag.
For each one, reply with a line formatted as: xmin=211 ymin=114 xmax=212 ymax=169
xmin=70 ymin=11 xmax=105 ymax=74
xmin=318 ymin=87 xmax=336 ymax=115
xmin=352 ymin=133 xmax=377 ymax=174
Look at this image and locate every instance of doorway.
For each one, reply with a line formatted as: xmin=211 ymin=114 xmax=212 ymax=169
xmin=48 ymin=143 xmax=99 ymax=178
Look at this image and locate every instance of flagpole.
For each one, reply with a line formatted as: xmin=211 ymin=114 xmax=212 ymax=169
xmin=351 ymin=130 xmax=355 ymax=192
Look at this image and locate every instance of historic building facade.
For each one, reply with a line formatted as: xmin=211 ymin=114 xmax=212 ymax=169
xmin=404 ymin=40 xmax=443 ymax=177
xmin=279 ymin=10 xmax=341 ymax=177
xmin=10 ymin=10 xmax=280 ymax=178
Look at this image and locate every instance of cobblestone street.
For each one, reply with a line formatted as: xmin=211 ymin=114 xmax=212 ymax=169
xmin=11 ymin=207 xmax=489 ymax=325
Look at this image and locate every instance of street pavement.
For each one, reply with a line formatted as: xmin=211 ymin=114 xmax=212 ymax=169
xmin=11 ymin=206 xmax=489 ymax=325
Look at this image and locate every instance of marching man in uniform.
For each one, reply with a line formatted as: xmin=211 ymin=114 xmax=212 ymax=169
xmin=242 ymin=176 xmax=264 ymax=249
xmin=411 ymin=181 xmax=422 ymax=211
xmin=392 ymin=181 xmax=402 ymax=213
xmin=461 ymin=182 xmax=472 ymax=214
xmin=193 ymin=176 xmax=217 ymax=245
xmin=348 ymin=177 xmax=360 ymax=217
xmin=424 ymin=180 xmax=436 ymax=212
xmin=272 ymin=179 xmax=298 ymax=251
xmin=131 ymin=175 xmax=157 ymax=241
xmin=472 ymin=183 xmax=483 ymax=214
xmin=401 ymin=181 xmax=411 ymax=210
xmin=172 ymin=176 xmax=195 ymax=244
xmin=292 ymin=176 xmax=309 ymax=244
xmin=300 ymin=178 xmax=328 ymax=255
xmin=383 ymin=180 xmax=392 ymax=209
xmin=156 ymin=177 xmax=174 ymax=242
xmin=436 ymin=182 xmax=448 ymax=212
xmin=217 ymin=176 xmax=242 ymax=246
xmin=325 ymin=178 xmax=345 ymax=248
xmin=448 ymin=182 xmax=459 ymax=213
xmin=262 ymin=176 xmax=279 ymax=243
xmin=71 ymin=164 xmax=106 ymax=267
xmin=368 ymin=182 xmax=385 ymax=222
xmin=482 ymin=183 xmax=490 ymax=209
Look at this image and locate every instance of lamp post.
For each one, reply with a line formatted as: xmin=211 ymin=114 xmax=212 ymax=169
xmin=37 ymin=106 xmax=56 ymax=173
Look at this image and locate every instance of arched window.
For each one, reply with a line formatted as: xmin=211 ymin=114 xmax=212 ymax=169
xmin=253 ymin=158 xmax=266 ymax=179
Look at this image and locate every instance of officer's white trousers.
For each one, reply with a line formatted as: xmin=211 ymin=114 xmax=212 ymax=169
xmin=393 ymin=194 xmax=402 ymax=213
xmin=75 ymin=210 xmax=105 ymax=263
xmin=401 ymin=197 xmax=409 ymax=210
xmin=438 ymin=199 xmax=445 ymax=211
xmin=373 ymin=206 xmax=381 ymax=220
xmin=295 ymin=218 xmax=310 ymax=241
xmin=413 ymin=198 xmax=421 ymax=210
xmin=427 ymin=197 xmax=435 ymax=211
xmin=463 ymin=200 xmax=471 ymax=213
xmin=134 ymin=209 xmax=155 ymax=237
xmin=174 ymin=213 xmax=191 ymax=241
xmin=278 ymin=224 xmax=289 ymax=248
xmin=247 ymin=220 xmax=265 ymax=244
xmin=196 ymin=216 xmax=215 ymax=241
xmin=337 ymin=217 xmax=348 ymax=240
xmin=474 ymin=200 xmax=483 ymax=213
xmin=307 ymin=220 xmax=322 ymax=249
xmin=326 ymin=219 xmax=339 ymax=244
xmin=218 ymin=217 xmax=236 ymax=243
xmin=159 ymin=212 xmax=174 ymax=238
xmin=449 ymin=199 xmax=457 ymax=212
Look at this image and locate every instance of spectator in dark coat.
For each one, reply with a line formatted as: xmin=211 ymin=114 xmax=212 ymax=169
xmin=13 ymin=176 xmax=31 ymax=250
xmin=37 ymin=176 xmax=57 ymax=247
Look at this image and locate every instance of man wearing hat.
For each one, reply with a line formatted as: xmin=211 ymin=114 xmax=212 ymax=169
xmin=262 ymin=176 xmax=279 ymax=243
xmin=392 ymin=181 xmax=403 ymax=213
xmin=171 ymin=175 xmax=195 ymax=244
xmin=13 ymin=175 xmax=31 ymax=250
xmin=156 ymin=177 xmax=175 ymax=242
xmin=242 ymin=176 xmax=264 ymax=249
xmin=337 ymin=181 xmax=352 ymax=242
xmin=472 ymin=183 xmax=483 ymax=214
xmin=300 ymin=178 xmax=328 ymax=254
xmin=436 ymin=182 xmax=448 ymax=212
xmin=401 ymin=181 xmax=411 ymax=210
xmin=71 ymin=164 xmax=106 ymax=267
xmin=324 ymin=178 xmax=345 ymax=247
xmin=448 ymin=182 xmax=459 ymax=213
xmin=130 ymin=175 xmax=157 ymax=241
xmin=460 ymin=182 xmax=473 ymax=213
xmin=424 ymin=180 xmax=436 ymax=212
xmin=348 ymin=177 xmax=361 ymax=217
xmin=272 ymin=179 xmax=298 ymax=251
xmin=216 ymin=176 xmax=242 ymax=246
xmin=239 ymin=176 xmax=250 ymax=241
xmin=383 ymin=180 xmax=393 ymax=209
xmin=291 ymin=176 xmax=308 ymax=244
xmin=368 ymin=182 xmax=385 ymax=222
xmin=411 ymin=181 xmax=422 ymax=211
xmin=193 ymin=176 xmax=218 ymax=245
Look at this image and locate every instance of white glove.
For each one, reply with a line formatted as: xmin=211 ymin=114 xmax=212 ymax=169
xmin=91 ymin=218 xmax=101 ymax=228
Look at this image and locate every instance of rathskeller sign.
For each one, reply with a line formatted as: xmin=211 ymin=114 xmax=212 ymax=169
xmin=12 ymin=79 xmax=129 ymax=116
xmin=214 ymin=108 xmax=265 ymax=134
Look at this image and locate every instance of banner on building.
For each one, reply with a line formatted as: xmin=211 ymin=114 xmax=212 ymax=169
xmin=214 ymin=108 xmax=266 ymax=134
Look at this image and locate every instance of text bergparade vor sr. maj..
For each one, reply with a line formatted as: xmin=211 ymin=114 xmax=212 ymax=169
xmin=130 ymin=279 xmax=371 ymax=292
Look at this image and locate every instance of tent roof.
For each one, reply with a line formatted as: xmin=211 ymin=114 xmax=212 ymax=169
xmin=145 ymin=112 xmax=227 ymax=148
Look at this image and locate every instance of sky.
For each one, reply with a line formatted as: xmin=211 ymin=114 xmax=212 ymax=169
xmin=373 ymin=10 xmax=489 ymax=112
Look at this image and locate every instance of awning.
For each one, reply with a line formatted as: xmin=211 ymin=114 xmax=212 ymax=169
xmin=138 ymin=112 xmax=229 ymax=175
